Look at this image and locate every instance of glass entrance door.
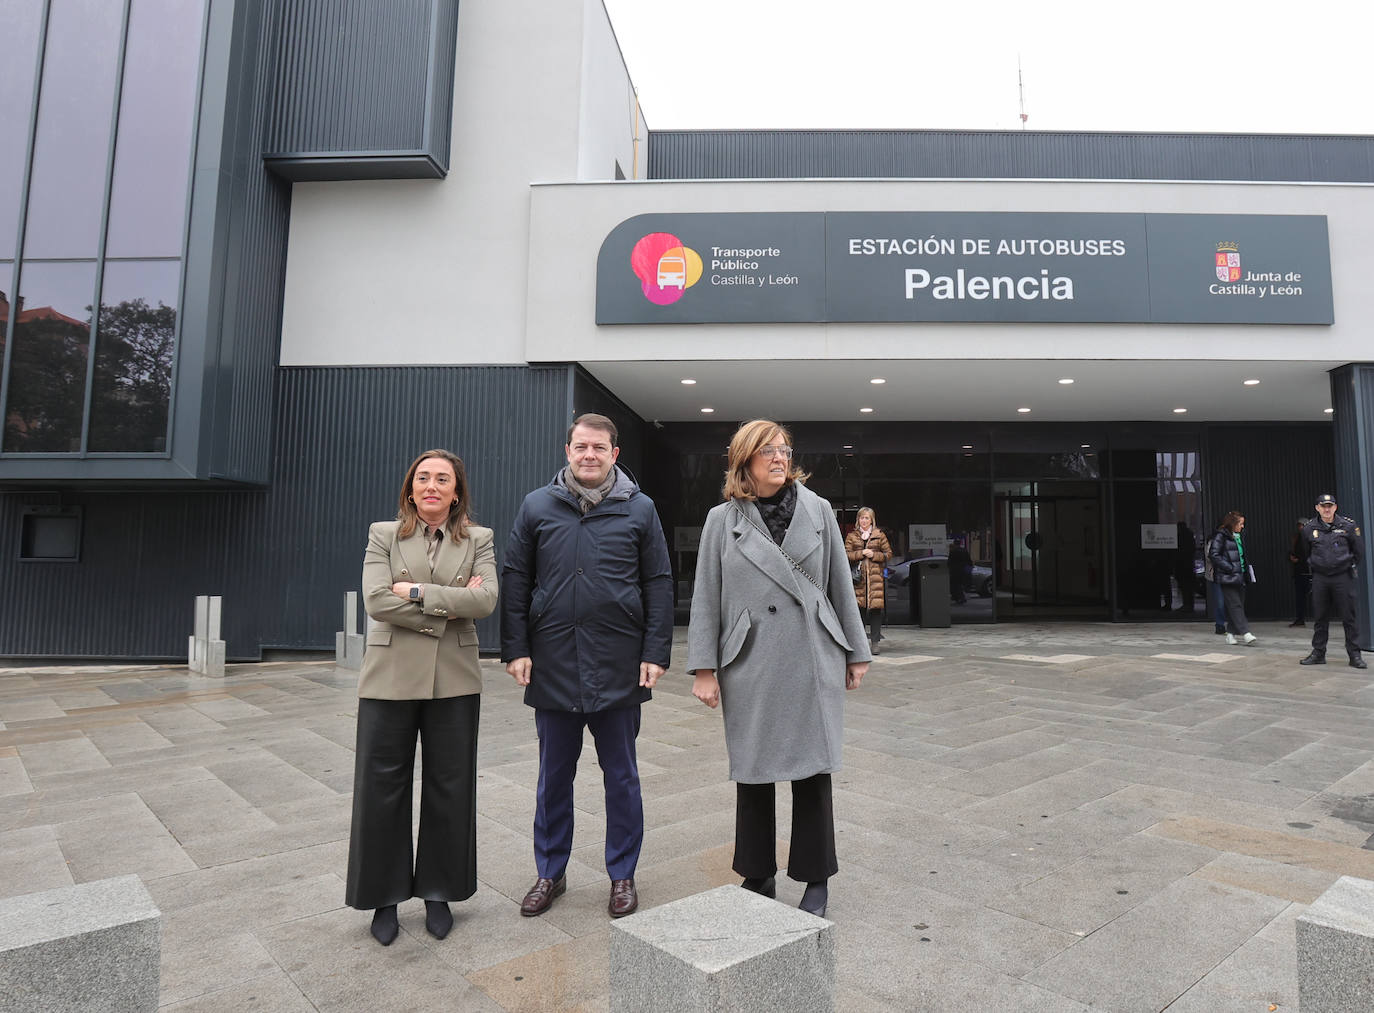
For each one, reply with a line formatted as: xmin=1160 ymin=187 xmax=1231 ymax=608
xmin=996 ymin=484 xmax=1108 ymax=617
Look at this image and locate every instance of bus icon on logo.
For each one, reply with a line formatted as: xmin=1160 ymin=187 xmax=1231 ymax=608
xmin=632 ymin=233 xmax=701 ymax=305
xmin=657 ymin=254 xmax=687 ymax=289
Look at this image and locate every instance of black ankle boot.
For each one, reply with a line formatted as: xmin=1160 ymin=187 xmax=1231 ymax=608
xmin=370 ymin=905 xmax=399 ymax=946
xmin=1300 ymin=651 xmax=1326 ymax=666
xmin=799 ymin=880 xmax=828 ymax=917
xmin=741 ymin=876 xmax=776 ymax=898
xmin=424 ymin=900 xmax=453 ymax=939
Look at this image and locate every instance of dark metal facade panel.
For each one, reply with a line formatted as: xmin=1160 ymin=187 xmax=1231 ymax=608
xmin=263 ymin=0 xmax=458 ymax=179
xmin=1329 ymin=364 xmax=1373 ymax=647
xmin=1201 ymin=424 xmax=1335 ymax=621
xmin=0 ymin=366 xmax=572 ymax=659
xmin=648 ymin=129 xmax=1374 ymax=182
xmin=209 ymin=0 xmax=293 ymax=484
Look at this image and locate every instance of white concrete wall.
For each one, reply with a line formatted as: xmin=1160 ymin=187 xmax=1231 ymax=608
xmin=279 ymin=0 xmax=589 ymax=366
xmin=577 ymin=0 xmax=642 ymax=181
xmin=526 ymin=178 xmax=1374 ymax=364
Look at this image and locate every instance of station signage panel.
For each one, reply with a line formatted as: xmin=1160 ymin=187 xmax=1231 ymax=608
xmin=595 ymin=211 xmax=1333 ymax=325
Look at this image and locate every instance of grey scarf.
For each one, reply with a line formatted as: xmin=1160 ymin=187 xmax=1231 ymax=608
xmin=561 ymin=465 xmax=617 ymax=514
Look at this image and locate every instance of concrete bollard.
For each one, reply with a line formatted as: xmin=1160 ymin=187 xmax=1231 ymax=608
xmin=187 ymin=595 xmax=226 ymax=677
xmin=335 ymin=591 xmax=365 ymax=670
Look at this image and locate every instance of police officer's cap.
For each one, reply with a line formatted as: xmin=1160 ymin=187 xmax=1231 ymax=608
xmin=1315 ymin=493 xmax=1337 ymax=506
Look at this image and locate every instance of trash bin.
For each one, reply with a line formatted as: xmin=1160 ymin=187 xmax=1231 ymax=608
xmin=912 ymin=557 xmax=951 ymax=628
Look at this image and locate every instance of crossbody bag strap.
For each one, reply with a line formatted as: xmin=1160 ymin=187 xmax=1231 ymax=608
xmin=732 ymin=502 xmax=824 ymax=593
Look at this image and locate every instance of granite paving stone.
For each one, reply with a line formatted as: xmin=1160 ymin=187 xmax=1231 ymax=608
xmin=0 ymin=621 xmax=1369 ymax=1010
xmin=989 ymin=831 xmax=1218 ymax=934
xmin=1022 ymin=877 xmax=1287 ymax=1010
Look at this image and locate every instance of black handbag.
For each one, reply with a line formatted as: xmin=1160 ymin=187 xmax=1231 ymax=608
xmin=851 ymin=560 xmax=863 ymax=582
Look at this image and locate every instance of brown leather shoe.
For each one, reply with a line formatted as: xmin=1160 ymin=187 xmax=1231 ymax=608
xmin=520 ymin=875 xmax=565 ymax=917
xmin=609 ymin=878 xmax=638 ymax=918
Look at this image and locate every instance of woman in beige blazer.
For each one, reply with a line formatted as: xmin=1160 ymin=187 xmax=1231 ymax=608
xmin=345 ymin=449 xmax=498 ymax=946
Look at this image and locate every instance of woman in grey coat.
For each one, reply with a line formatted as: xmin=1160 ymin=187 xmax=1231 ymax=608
xmin=686 ymin=419 xmax=871 ymax=918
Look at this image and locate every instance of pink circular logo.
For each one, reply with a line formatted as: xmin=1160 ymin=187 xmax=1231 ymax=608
xmin=631 ymin=233 xmax=702 ymax=305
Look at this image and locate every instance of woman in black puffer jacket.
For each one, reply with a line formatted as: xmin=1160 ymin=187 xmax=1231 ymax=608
xmin=1207 ymin=511 xmax=1255 ymax=646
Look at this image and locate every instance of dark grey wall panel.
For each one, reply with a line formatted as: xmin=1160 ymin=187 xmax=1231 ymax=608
xmin=1329 ymin=364 xmax=1373 ymax=648
xmin=1202 ymin=424 xmax=1335 ymax=621
xmin=0 ymin=366 xmax=571 ymax=659
xmin=648 ymin=130 xmax=1374 ymax=182
xmin=206 ymin=0 xmax=293 ymax=483
xmin=264 ymin=0 xmax=459 ymax=180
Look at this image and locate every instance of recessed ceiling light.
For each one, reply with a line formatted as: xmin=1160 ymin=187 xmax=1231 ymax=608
xmin=1173 ymin=407 xmax=1188 ymax=414
xmin=1324 ymin=407 xmax=1334 ymax=414
xmin=700 ymin=407 xmax=714 ymax=414
xmin=859 ymin=407 xmax=875 ymax=414
xmin=1243 ymin=379 xmax=1260 ymax=386
xmin=680 ymin=378 xmax=697 ymax=385
xmin=869 ymin=377 xmax=886 ymax=385
xmin=1058 ymin=378 xmax=1074 ymax=385
xmin=1016 ymin=407 xmax=1031 ymax=414
xmin=842 ymin=444 xmax=853 ymax=449
xmin=1080 ymin=444 xmax=1091 ymax=449
xmin=961 ymin=444 xmax=973 ymax=450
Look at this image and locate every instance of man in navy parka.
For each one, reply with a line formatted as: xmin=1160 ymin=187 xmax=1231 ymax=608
xmin=501 ymin=413 xmax=673 ymax=919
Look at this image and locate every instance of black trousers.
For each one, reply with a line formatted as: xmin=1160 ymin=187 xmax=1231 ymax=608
xmin=733 ymin=772 xmax=838 ymax=883
xmin=1293 ymin=572 xmax=1311 ymax=623
xmin=345 ymin=694 xmax=480 ymax=910
xmin=861 ymin=607 xmax=882 ymax=644
xmin=1312 ymin=571 xmax=1361 ymax=656
xmin=1220 ymin=584 xmax=1249 ymax=636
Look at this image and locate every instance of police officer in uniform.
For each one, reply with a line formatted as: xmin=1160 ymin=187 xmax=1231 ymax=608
xmin=1300 ymin=493 xmax=1367 ymax=669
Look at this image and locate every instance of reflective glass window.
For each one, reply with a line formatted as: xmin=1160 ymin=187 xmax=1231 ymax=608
xmin=3 ymin=261 xmax=97 ymax=452
xmin=0 ymin=1 xmax=45 ymax=260
xmin=88 ymin=260 xmax=179 ymax=452
xmin=22 ymin=0 xmax=123 ymax=259
xmin=105 ymin=0 xmax=204 ymax=258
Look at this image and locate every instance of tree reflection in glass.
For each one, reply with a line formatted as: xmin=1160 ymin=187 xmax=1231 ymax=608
xmin=89 ymin=260 xmax=178 ymax=452
xmin=3 ymin=262 xmax=96 ymax=453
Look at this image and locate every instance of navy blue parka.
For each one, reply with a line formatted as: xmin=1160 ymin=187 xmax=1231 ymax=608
xmin=500 ymin=467 xmax=673 ymax=713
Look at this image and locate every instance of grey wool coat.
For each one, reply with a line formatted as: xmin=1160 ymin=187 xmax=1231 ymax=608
xmin=686 ymin=482 xmax=871 ymax=784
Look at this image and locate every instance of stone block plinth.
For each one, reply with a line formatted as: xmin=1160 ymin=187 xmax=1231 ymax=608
xmin=0 ymin=874 xmax=161 ymax=1012
xmin=1297 ymin=874 xmax=1374 ymax=1012
xmin=609 ymin=885 xmax=834 ymax=1013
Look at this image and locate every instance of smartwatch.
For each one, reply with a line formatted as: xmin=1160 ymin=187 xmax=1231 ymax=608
xmin=408 ymin=586 xmax=422 ymax=601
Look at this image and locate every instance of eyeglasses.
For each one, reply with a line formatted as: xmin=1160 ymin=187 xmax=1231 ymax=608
xmin=755 ymin=445 xmax=793 ymax=460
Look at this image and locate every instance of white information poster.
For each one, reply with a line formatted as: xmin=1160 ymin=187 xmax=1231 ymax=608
xmin=1140 ymin=524 xmax=1178 ymax=549
xmin=908 ymin=524 xmax=948 ymax=553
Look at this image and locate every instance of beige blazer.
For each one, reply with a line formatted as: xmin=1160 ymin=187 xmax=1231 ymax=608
xmin=358 ymin=520 xmax=499 ymax=700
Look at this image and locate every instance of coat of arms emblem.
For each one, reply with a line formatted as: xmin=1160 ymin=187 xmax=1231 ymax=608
xmin=1215 ymin=241 xmax=1241 ymax=282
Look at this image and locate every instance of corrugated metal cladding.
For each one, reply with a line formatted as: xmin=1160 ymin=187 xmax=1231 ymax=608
xmin=263 ymin=0 xmax=459 ymax=178
xmin=0 ymin=367 xmax=573 ymax=660
xmin=1202 ymin=424 xmax=1334 ymax=622
xmin=647 ymin=130 xmax=1374 ymax=182
xmin=571 ymin=367 xmax=651 ymax=483
xmin=210 ymin=2 xmax=293 ymax=485
xmin=1329 ymin=365 xmax=1373 ymax=645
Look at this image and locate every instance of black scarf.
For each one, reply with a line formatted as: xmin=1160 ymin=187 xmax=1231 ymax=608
xmin=755 ymin=482 xmax=797 ymax=545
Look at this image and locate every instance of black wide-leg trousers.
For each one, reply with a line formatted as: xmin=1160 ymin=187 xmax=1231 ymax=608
xmin=733 ymin=772 xmax=838 ymax=883
xmin=345 ymin=694 xmax=480 ymax=910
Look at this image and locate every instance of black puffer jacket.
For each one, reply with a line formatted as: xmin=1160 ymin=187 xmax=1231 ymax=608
xmin=1207 ymin=529 xmax=1245 ymax=586
xmin=500 ymin=467 xmax=673 ymax=713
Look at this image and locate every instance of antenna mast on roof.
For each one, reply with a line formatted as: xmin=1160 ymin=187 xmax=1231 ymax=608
xmin=1018 ymin=55 xmax=1029 ymax=129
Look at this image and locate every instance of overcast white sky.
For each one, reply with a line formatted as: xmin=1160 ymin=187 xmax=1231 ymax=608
xmin=602 ymin=0 xmax=1374 ymax=134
